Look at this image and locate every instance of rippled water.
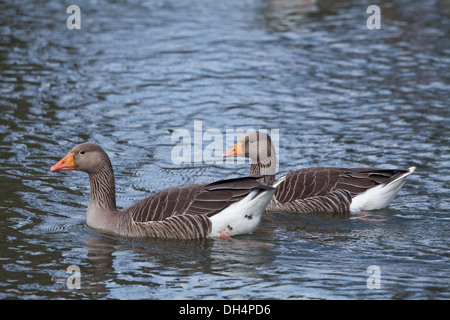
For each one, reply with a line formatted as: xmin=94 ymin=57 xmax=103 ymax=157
xmin=1 ymin=0 xmax=449 ymax=300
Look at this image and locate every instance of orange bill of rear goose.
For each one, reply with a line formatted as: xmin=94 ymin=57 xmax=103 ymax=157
xmin=223 ymin=131 xmax=415 ymax=213
xmin=50 ymin=142 xmax=277 ymax=239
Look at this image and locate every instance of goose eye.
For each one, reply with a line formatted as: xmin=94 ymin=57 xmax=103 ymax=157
xmin=80 ymin=150 xmax=86 ymax=155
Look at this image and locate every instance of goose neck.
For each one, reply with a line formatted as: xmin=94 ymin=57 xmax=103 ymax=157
xmin=88 ymin=164 xmax=117 ymax=212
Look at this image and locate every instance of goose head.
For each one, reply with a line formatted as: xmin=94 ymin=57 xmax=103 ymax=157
xmin=50 ymin=142 xmax=111 ymax=174
xmin=223 ymin=131 xmax=274 ymax=164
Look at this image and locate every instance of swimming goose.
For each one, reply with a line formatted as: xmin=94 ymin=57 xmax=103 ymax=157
xmin=50 ymin=142 xmax=276 ymax=239
xmin=223 ymin=131 xmax=415 ymax=213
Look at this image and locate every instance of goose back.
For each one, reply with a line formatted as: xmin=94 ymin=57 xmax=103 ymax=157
xmin=115 ymin=176 xmax=272 ymax=238
xmin=267 ymin=166 xmax=413 ymax=213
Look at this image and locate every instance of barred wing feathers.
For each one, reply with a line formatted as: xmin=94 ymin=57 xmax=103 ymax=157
xmin=269 ymin=167 xmax=413 ymax=213
xmin=121 ymin=176 xmax=270 ymax=239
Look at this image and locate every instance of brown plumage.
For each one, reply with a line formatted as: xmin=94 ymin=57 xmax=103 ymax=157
xmin=223 ymin=131 xmax=415 ymax=213
xmin=50 ymin=142 xmax=275 ymax=239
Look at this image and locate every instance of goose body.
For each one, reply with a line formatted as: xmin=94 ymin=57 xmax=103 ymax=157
xmin=50 ymin=142 xmax=275 ymax=239
xmin=223 ymin=132 xmax=415 ymax=213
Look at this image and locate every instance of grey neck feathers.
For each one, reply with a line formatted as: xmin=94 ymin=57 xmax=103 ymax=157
xmin=250 ymin=160 xmax=277 ymax=185
xmin=249 ymin=136 xmax=277 ymax=176
xmin=88 ymin=164 xmax=117 ymax=212
xmin=249 ymin=143 xmax=277 ymax=176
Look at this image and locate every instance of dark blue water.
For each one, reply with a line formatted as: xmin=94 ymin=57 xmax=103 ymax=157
xmin=0 ymin=0 xmax=449 ymax=299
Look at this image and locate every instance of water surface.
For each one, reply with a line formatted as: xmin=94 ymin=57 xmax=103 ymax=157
xmin=0 ymin=0 xmax=449 ymax=299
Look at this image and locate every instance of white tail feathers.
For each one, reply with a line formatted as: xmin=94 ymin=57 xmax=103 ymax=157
xmin=209 ymin=186 xmax=275 ymax=237
xmin=350 ymin=166 xmax=415 ymax=212
xmin=272 ymin=175 xmax=287 ymax=188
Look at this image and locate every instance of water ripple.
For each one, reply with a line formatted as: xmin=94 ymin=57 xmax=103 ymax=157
xmin=0 ymin=0 xmax=449 ymax=299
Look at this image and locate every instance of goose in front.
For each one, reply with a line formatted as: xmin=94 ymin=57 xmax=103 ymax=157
xmin=223 ymin=131 xmax=415 ymax=213
xmin=50 ymin=142 xmax=276 ymax=239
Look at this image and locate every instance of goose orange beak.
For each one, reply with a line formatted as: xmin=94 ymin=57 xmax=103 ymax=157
xmin=222 ymin=141 xmax=244 ymax=158
xmin=50 ymin=152 xmax=75 ymax=172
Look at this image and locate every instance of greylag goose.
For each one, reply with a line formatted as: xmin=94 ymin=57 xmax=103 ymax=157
xmin=50 ymin=142 xmax=277 ymax=239
xmin=223 ymin=131 xmax=415 ymax=213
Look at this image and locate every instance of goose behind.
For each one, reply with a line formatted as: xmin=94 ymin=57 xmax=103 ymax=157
xmin=223 ymin=131 xmax=415 ymax=213
xmin=50 ymin=142 xmax=275 ymax=239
